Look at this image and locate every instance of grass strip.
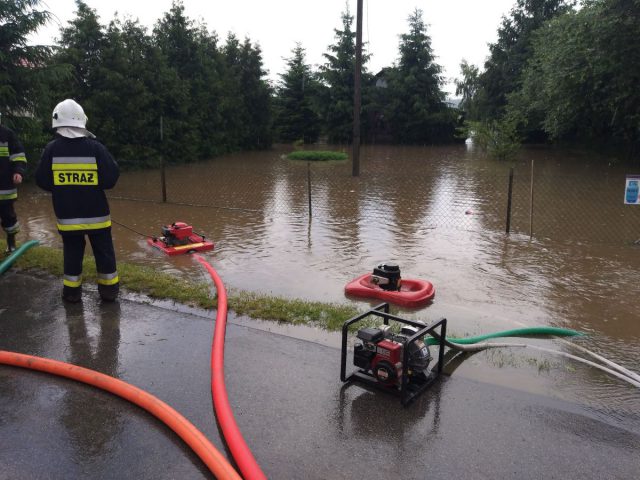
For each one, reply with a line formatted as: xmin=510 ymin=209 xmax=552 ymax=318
xmin=2 ymin=240 xmax=359 ymax=331
xmin=287 ymin=150 xmax=348 ymax=161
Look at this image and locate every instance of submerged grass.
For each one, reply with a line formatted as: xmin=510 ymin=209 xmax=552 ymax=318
xmin=2 ymin=241 xmax=360 ymax=331
xmin=287 ymin=150 xmax=348 ymax=161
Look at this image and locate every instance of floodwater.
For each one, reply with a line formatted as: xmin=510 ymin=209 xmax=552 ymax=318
xmin=15 ymin=144 xmax=640 ymax=415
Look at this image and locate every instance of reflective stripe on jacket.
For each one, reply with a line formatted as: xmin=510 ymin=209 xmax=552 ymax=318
xmin=35 ymin=136 xmax=119 ymax=235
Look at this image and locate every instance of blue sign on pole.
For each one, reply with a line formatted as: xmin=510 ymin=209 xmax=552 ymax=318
xmin=625 ymin=175 xmax=640 ymax=205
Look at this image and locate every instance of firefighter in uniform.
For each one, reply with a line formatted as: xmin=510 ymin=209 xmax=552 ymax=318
xmin=35 ymin=99 xmax=120 ymax=303
xmin=0 ymin=123 xmax=27 ymax=254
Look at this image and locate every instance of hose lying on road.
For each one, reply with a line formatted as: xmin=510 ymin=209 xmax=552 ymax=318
xmin=194 ymin=253 xmax=267 ymax=480
xmin=428 ymin=331 xmax=640 ymax=389
xmin=0 ymin=350 xmax=242 ymax=480
xmin=0 ymin=240 xmax=39 ymax=275
xmin=558 ymin=339 xmax=640 ymax=384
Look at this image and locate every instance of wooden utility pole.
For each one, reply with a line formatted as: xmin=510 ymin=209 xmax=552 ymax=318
xmin=352 ymin=0 xmax=363 ymax=177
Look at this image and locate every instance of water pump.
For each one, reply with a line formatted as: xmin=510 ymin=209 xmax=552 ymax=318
xmin=353 ymin=325 xmax=431 ymax=387
xmin=147 ymin=221 xmax=214 ymax=256
xmin=341 ymin=303 xmax=446 ymax=405
xmin=161 ymin=222 xmax=195 ymax=246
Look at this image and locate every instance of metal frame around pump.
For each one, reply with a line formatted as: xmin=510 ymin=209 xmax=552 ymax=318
xmin=340 ymin=303 xmax=447 ymax=406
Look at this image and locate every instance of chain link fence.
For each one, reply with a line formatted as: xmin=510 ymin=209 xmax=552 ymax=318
xmin=109 ymin=159 xmax=640 ymax=245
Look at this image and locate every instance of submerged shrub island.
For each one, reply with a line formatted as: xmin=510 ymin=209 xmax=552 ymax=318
xmin=287 ymin=151 xmax=348 ymax=161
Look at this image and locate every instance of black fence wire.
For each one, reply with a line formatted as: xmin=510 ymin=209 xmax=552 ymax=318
xmin=109 ymin=162 xmax=640 ymax=246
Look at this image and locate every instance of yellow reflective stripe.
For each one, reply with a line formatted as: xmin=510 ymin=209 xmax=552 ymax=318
xmin=52 ymin=163 xmax=97 ymax=170
xmin=171 ymin=243 xmax=206 ymax=251
xmin=57 ymin=220 xmax=112 ymax=231
xmin=0 ymin=193 xmax=17 ymax=200
xmin=11 ymin=157 xmax=27 ymax=162
xmin=63 ymin=276 xmax=82 ymax=287
xmin=97 ymin=275 xmax=119 ymax=286
xmin=0 ymin=147 xmax=9 ymax=155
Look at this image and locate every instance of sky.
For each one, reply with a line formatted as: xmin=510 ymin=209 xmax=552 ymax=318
xmin=30 ymin=0 xmax=517 ymax=95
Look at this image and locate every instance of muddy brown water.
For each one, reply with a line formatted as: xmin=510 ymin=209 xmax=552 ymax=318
xmin=14 ymin=144 xmax=640 ymax=417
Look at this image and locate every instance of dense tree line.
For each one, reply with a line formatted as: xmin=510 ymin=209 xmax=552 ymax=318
xmin=19 ymin=1 xmax=640 ymax=167
xmin=2 ymin=1 xmax=458 ymax=168
xmin=2 ymin=0 xmax=273 ymax=168
xmin=457 ymin=0 xmax=640 ymax=158
xmin=276 ymin=7 xmax=457 ymax=145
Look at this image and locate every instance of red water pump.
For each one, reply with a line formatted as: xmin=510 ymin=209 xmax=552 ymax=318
xmin=340 ymin=304 xmax=447 ymax=405
xmin=161 ymin=222 xmax=195 ymax=246
xmin=353 ymin=325 xmax=431 ymax=387
xmin=147 ymin=221 xmax=214 ymax=256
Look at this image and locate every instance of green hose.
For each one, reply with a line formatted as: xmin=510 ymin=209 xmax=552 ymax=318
xmin=0 ymin=240 xmax=40 ymax=276
xmin=425 ymin=326 xmax=584 ymax=346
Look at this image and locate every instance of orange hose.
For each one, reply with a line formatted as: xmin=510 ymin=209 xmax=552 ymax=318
xmin=194 ymin=254 xmax=267 ymax=480
xmin=0 ymin=350 xmax=242 ymax=480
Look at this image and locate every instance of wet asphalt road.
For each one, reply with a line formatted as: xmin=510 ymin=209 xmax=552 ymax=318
xmin=1 ymin=272 xmax=639 ymax=480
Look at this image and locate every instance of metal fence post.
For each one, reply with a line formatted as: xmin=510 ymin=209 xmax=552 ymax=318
xmin=160 ymin=116 xmax=167 ymax=203
xmin=506 ymin=167 xmax=514 ymax=234
xmin=529 ymin=159 xmax=535 ymax=239
xmin=307 ymin=161 xmax=312 ymax=220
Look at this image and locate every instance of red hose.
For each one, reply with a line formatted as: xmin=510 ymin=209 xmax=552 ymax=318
xmin=0 ymin=350 xmax=241 ymax=480
xmin=194 ymin=254 xmax=267 ymax=480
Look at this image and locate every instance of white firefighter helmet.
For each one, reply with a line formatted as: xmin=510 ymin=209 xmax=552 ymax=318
xmin=52 ymin=99 xmax=88 ymax=129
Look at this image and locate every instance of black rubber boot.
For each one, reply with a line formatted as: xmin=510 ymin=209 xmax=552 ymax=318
xmin=5 ymin=233 xmax=16 ymax=254
xmin=62 ymin=285 xmax=82 ymax=303
xmin=98 ymin=283 xmax=119 ymax=302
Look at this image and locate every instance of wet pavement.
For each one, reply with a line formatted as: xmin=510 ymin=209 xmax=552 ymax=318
xmin=1 ymin=271 xmax=639 ymax=479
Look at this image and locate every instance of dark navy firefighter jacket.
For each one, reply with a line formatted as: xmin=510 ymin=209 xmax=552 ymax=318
xmin=36 ymin=135 xmax=119 ymax=235
xmin=0 ymin=126 xmax=27 ymax=203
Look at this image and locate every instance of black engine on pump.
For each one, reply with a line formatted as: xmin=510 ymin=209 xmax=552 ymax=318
xmin=371 ymin=263 xmax=402 ymax=291
xmin=353 ymin=324 xmax=431 ymax=387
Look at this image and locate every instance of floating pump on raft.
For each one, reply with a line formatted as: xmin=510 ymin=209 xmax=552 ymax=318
xmin=345 ymin=263 xmax=435 ymax=308
xmin=147 ymin=221 xmax=214 ymax=256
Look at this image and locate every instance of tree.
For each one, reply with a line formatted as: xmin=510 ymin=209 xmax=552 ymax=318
xmin=0 ymin=0 xmax=65 ymax=158
xmin=320 ymin=5 xmax=371 ymax=143
xmin=476 ymin=0 xmax=574 ymax=121
xmin=385 ymin=8 xmax=454 ymax=144
xmin=236 ymin=38 xmax=272 ymax=149
xmin=455 ymin=60 xmax=480 ymax=120
xmin=508 ymin=0 xmax=640 ymax=151
xmin=95 ymin=18 xmax=163 ymax=166
xmin=0 ymin=0 xmax=52 ymax=120
xmin=273 ymin=43 xmax=321 ymax=143
xmin=52 ymin=1 xmax=106 ymax=105
xmin=152 ymin=0 xmax=202 ymax=160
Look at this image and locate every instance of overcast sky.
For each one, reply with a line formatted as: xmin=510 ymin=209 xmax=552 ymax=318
xmin=31 ymin=0 xmax=517 ymax=94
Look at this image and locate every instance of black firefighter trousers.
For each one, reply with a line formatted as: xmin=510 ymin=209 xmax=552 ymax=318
xmin=0 ymin=201 xmax=18 ymax=234
xmin=62 ymin=229 xmax=118 ymax=292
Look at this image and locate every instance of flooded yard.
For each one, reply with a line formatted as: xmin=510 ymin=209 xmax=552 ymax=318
xmin=15 ymin=144 xmax=640 ymax=417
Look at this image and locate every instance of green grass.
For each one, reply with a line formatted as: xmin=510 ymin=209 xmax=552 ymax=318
xmin=1 ymin=240 xmax=360 ymax=331
xmin=287 ymin=150 xmax=348 ymax=161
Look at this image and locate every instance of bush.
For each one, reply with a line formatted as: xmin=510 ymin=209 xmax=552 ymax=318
xmin=466 ymin=119 xmax=521 ymax=161
xmin=287 ymin=150 xmax=348 ymax=161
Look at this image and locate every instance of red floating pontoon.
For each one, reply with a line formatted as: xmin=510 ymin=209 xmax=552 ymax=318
xmin=345 ymin=273 xmax=435 ymax=308
xmin=147 ymin=222 xmax=214 ymax=256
